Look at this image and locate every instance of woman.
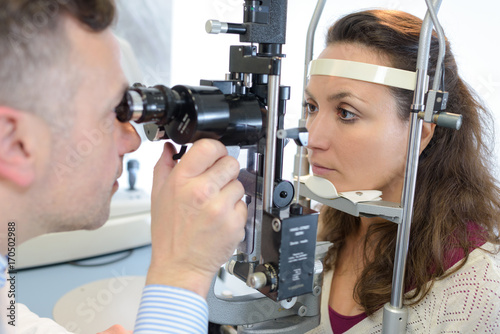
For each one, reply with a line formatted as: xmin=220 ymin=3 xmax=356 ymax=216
xmin=305 ymin=10 xmax=500 ymax=333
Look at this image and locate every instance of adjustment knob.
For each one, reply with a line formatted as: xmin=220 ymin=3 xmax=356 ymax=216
xmin=205 ymin=20 xmax=246 ymax=35
xmin=206 ymin=20 xmax=226 ymax=34
xmin=248 ymin=272 xmax=267 ymax=289
xmin=143 ymin=123 xmax=167 ymax=141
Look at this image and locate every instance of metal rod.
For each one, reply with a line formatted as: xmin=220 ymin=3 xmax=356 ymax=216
xmin=410 ymin=0 xmax=442 ymax=112
xmin=391 ymin=114 xmax=423 ymax=309
xmin=389 ymin=0 xmax=443 ymax=311
xmin=425 ymin=0 xmax=446 ymax=91
xmin=295 ymin=147 xmax=304 ymax=205
xmin=383 ymin=3 xmax=444 ymax=331
xmin=293 ymin=0 xmax=326 ymax=203
xmin=302 ymin=0 xmax=327 ymax=120
xmin=263 ymin=74 xmax=281 ymax=211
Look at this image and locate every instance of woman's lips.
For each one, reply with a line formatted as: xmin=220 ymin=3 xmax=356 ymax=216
xmin=311 ymin=164 xmax=335 ymax=176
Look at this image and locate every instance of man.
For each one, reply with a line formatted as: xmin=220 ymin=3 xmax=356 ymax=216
xmin=0 ymin=0 xmax=247 ymax=332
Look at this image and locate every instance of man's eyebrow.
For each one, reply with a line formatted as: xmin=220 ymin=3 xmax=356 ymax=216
xmin=110 ymin=83 xmax=129 ymax=108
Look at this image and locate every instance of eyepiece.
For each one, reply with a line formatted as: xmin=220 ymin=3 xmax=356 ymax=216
xmin=115 ymin=83 xmax=265 ymax=146
xmin=115 ymin=85 xmax=174 ymax=124
xmin=115 ymin=90 xmax=144 ymax=123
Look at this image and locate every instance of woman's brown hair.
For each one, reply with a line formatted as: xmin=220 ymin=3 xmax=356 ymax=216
xmin=319 ymin=9 xmax=500 ymax=315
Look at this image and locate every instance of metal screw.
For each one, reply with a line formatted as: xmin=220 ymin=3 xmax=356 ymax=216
xmin=272 ymin=218 xmax=281 ymax=232
xmin=225 ymin=260 xmax=236 ymax=275
xmin=314 ymin=260 xmax=324 ymax=275
xmin=298 ymin=305 xmax=308 ymax=317
xmin=248 ymin=272 xmax=267 ymax=289
xmin=280 ymin=297 xmax=297 ymax=309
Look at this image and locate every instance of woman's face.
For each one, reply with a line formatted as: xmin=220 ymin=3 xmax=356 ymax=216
xmin=305 ymin=43 xmax=409 ymax=203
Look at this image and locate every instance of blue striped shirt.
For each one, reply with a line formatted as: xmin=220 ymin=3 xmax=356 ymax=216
xmin=134 ymin=285 xmax=208 ymax=334
xmin=0 ymin=256 xmax=6 ymax=288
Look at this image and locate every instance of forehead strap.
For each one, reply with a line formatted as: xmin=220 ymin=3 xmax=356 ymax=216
xmin=309 ymin=59 xmax=426 ymax=91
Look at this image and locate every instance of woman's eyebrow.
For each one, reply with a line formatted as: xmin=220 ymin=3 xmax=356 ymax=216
xmin=304 ymin=88 xmax=366 ymax=104
xmin=304 ymin=88 xmax=315 ymax=100
xmin=326 ymin=91 xmax=367 ymax=103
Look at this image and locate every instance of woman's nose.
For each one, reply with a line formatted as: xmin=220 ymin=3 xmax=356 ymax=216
xmin=306 ymin=111 xmax=331 ymax=151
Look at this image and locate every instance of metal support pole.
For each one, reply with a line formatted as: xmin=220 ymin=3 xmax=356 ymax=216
xmin=302 ymin=0 xmax=327 ymax=111
xmin=382 ymin=0 xmax=443 ymax=332
xmin=391 ymin=113 xmax=424 ymax=310
xmin=263 ymin=74 xmax=281 ymax=211
xmin=293 ymin=0 xmax=326 ymax=203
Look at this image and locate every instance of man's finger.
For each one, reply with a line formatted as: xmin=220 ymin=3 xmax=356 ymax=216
xmin=152 ymin=142 xmax=178 ymax=194
xmin=219 ymin=179 xmax=246 ymax=207
xmin=197 ymin=155 xmax=240 ymax=195
xmin=175 ymin=139 xmax=228 ymax=179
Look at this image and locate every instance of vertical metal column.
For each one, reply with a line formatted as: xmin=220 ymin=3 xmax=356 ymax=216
xmin=293 ymin=0 xmax=327 ymax=203
xmin=382 ymin=0 xmax=443 ymax=332
xmin=263 ymin=74 xmax=281 ymax=211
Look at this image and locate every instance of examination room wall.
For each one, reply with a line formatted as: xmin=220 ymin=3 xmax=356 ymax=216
xmin=115 ymin=0 xmax=500 ymax=191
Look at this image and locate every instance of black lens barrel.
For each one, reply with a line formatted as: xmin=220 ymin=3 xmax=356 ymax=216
xmin=115 ymin=84 xmax=264 ymax=146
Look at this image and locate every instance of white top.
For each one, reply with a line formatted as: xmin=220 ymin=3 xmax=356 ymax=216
xmin=307 ymin=242 xmax=500 ymax=334
xmin=0 ymin=254 xmax=208 ymax=334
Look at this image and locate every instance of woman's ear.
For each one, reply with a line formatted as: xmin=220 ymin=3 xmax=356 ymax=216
xmin=420 ymin=121 xmax=436 ymax=154
xmin=0 ymin=107 xmax=36 ymax=188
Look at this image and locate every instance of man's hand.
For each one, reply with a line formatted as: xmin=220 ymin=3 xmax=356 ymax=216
xmin=146 ymin=139 xmax=247 ymax=298
xmin=97 ymin=324 xmax=132 ymax=334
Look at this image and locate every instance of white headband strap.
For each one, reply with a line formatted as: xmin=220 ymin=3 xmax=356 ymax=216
xmin=309 ymin=59 xmax=420 ymax=91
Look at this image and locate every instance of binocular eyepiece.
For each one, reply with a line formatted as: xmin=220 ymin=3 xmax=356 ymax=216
xmin=115 ymin=83 xmax=266 ymax=147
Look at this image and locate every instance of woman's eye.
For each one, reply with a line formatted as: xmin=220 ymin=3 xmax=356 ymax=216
xmin=305 ymin=102 xmax=318 ymax=114
xmin=337 ymin=108 xmax=357 ymax=122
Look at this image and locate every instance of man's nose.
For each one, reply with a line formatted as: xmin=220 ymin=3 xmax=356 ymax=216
xmin=118 ymin=120 xmax=141 ymax=154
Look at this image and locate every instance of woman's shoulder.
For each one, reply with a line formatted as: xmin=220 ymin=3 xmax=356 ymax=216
xmin=403 ymin=242 xmax=500 ymax=331
xmin=313 ymin=243 xmax=500 ymax=334
xmin=433 ymin=242 xmax=500 ymax=301
xmin=464 ymin=242 xmax=500 ymax=277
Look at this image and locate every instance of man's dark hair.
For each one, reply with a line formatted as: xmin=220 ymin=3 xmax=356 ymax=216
xmin=0 ymin=0 xmax=115 ymax=126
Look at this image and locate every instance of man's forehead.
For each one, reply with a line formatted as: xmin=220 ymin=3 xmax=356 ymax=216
xmin=64 ymin=15 xmax=120 ymax=72
xmin=63 ymin=15 xmax=126 ymax=101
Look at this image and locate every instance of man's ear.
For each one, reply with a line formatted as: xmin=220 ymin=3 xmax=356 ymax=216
xmin=420 ymin=121 xmax=436 ymax=154
xmin=0 ymin=107 xmax=36 ymax=188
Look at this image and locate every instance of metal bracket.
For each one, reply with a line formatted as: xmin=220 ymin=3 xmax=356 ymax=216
xmin=207 ymin=241 xmax=332 ymax=333
xmin=300 ymin=183 xmax=403 ymax=224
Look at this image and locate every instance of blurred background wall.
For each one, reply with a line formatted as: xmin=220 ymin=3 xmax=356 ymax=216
xmin=113 ymin=0 xmax=500 ymax=191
